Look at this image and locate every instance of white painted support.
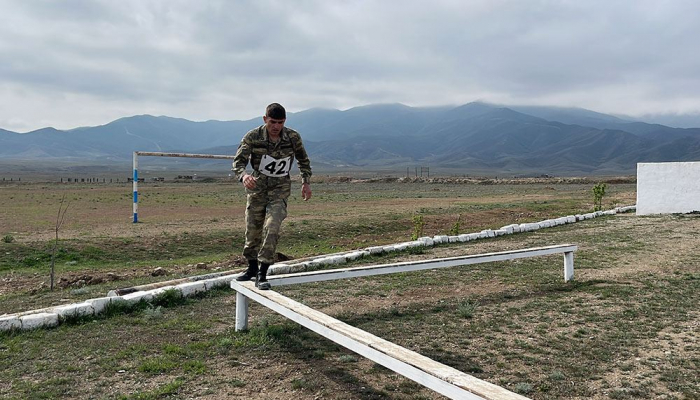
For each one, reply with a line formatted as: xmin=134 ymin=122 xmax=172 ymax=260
xmin=121 ymin=291 xmax=153 ymax=305
xmin=235 ymin=291 xmax=249 ymax=331
xmin=53 ymin=302 xmax=95 ymax=319
xmin=202 ymin=275 xmax=236 ymax=290
xmin=272 ymin=263 xmax=292 ymax=274
xmin=345 ymin=251 xmax=365 ymax=261
xmin=0 ymin=315 xmax=21 ymax=331
xmin=418 ymin=236 xmax=434 ymax=246
xmin=433 ymin=235 xmax=449 ymax=244
xmin=265 ymin=244 xmax=577 ymax=287
xmin=232 ymin=281 xmax=529 ymax=400
xmin=85 ymin=297 xmax=113 ymax=314
xmin=177 ymin=281 xmax=206 ymax=297
xmin=366 ymin=246 xmax=385 ymax=255
xmin=564 ymin=251 xmax=574 ymax=282
xmin=500 ymin=225 xmax=514 ymax=234
xmin=20 ymin=312 xmax=59 ymax=330
xmin=150 ymin=285 xmax=177 ymax=297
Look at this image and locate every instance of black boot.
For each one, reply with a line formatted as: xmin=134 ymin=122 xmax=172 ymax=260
xmin=236 ymin=259 xmax=259 ymax=281
xmin=256 ymin=263 xmax=271 ymax=290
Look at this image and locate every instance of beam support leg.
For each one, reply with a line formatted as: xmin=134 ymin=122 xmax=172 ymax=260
xmin=235 ymin=292 xmax=249 ymax=331
xmin=563 ymin=251 xmax=574 ymax=282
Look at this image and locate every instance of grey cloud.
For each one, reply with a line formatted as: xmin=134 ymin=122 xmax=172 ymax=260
xmin=2 ymin=0 xmax=700 ymax=131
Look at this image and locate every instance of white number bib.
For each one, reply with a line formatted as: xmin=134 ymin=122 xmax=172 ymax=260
xmin=259 ymin=154 xmax=292 ymax=177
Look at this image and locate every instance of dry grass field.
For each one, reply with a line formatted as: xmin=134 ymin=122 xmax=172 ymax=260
xmin=1 ymin=177 xmax=698 ymax=399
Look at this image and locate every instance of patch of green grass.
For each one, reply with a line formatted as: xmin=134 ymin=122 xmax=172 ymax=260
xmin=152 ymin=288 xmax=186 ymax=308
xmin=338 ymin=354 xmax=358 ymax=363
xmin=9 ymin=377 xmax=75 ymax=399
xmin=290 ymin=378 xmax=316 ymax=391
xmin=141 ymin=305 xmax=163 ymax=321
xmin=229 ymin=378 xmax=246 ymax=388
xmin=457 ymin=299 xmax=478 ymax=319
xmin=0 ymin=230 xmax=244 ymax=273
xmin=513 ymin=382 xmax=533 ymax=395
xmin=162 ymin=344 xmax=187 ymax=356
xmin=183 ymin=360 xmax=207 ymax=375
xmin=137 ymin=356 xmax=178 ymax=374
xmin=228 ymin=322 xmax=306 ymax=349
xmin=311 ymin=349 xmax=326 ymax=359
xmin=549 ymin=370 xmax=566 ymax=381
xmin=116 ymin=378 xmax=184 ymax=400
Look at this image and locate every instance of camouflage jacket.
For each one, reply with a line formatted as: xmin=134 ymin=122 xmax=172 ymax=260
xmin=232 ymin=125 xmax=312 ymax=184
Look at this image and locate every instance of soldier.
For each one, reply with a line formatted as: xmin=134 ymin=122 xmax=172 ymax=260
xmin=233 ymin=103 xmax=312 ymax=290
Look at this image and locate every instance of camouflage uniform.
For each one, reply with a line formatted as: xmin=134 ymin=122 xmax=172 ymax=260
xmin=232 ymin=125 xmax=312 ymax=264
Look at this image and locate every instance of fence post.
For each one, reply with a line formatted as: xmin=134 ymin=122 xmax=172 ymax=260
xmin=133 ymin=152 xmax=139 ymax=223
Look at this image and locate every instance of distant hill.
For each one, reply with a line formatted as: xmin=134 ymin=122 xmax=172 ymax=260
xmin=2 ymin=102 xmax=699 ymax=175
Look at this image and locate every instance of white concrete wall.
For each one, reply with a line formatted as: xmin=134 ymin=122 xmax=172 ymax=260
xmin=637 ymin=161 xmax=700 ymax=215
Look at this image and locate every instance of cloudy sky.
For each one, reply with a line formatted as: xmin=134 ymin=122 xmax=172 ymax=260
xmin=2 ymin=0 xmax=700 ymax=132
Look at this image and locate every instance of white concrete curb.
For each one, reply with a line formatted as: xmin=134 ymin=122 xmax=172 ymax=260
xmin=1 ymin=205 xmax=635 ymax=332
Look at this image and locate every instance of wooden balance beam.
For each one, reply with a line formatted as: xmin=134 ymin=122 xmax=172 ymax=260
xmin=232 ymin=280 xmax=529 ymax=400
xmin=231 ymin=244 xmax=577 ymax=399
xmin=268 ymin=244 xmax=577 ymax=287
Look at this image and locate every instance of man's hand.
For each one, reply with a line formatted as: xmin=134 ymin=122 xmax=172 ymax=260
xmin=301 ymin=182 xmax=312 ymax=201
xmin=242 ymin=174 xmax=257 ymax=189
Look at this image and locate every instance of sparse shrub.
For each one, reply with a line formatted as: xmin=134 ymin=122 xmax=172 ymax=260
xmin=291 ymin=378 xmax=315 ymax=390
xmin=338 ymin=354 xmax=358 ymax=363
xmin=514 ymin=382 xmax=533 ymax=394
xmin=152 ymin=288 xmax=186 ymax=308
xmin=142 ymin=306 xmax=163 ymax=321
xmin=218 ymin=337 xmax=233 ymax=350
xmin=2 ymin=234 xmax=14 ymax=243
xmin=69 ymin=287 xmax=90 ymax=295
xmin=592 ymin=182 xmax=607 ymax=211
xmin=411 ymin=214 xmax=425 ymax=240
xmin=549 ymin=370 xmax=566 ymax=381
xmin=51 ymin=195 xmax=70 ymax=290
xmin=311 ymin=349 xmax=326 ymax=359
xmin=457 ymin=300 xmax=478 ymax=319
xmin=230 ymin=378 xmax=246 ymax=387
xmin=449 ymin=214 xmax=461 ymax=235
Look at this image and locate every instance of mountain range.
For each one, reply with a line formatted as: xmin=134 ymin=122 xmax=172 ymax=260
xmin=2 ymin=102 xmax=700 ymax=175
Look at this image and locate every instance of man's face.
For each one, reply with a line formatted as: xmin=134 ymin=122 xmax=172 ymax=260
xmin=263 ymin=116 xmax=285 ymax=136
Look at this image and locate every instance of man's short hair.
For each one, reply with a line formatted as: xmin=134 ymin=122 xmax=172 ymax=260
xmin=265 ymin=103 xmax=286 ymax=120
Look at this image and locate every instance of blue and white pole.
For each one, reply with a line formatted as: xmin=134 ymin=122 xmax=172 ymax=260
xmin=133 ymin=151 xmax=139 ymax=223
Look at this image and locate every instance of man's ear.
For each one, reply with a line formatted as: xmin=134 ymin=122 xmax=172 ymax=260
xmin=262 ymin=116 xmax=268 ymax=123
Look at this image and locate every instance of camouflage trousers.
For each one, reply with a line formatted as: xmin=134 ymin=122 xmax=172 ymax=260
xmin=242 ymin=175 xmax=291 ymax=265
